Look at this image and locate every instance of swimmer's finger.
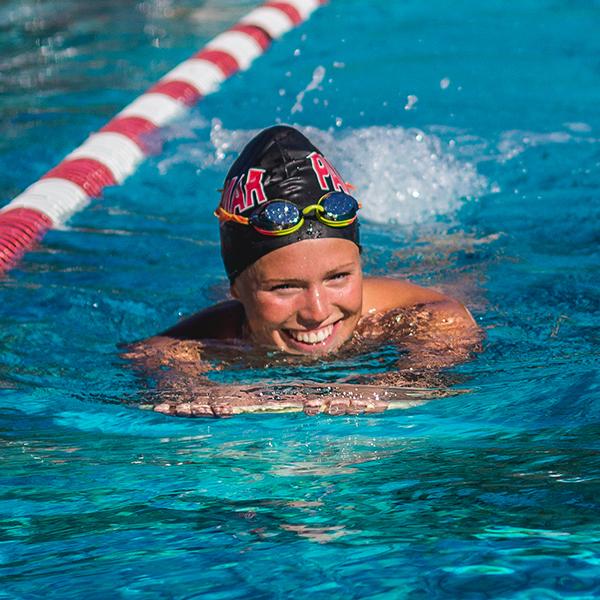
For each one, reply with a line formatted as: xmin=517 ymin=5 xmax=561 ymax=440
xmin=303 ymin=397 xmax=325 ymax=416
xmin=359 ymin=399 xmax=388 ymax=414
xmin=175 ymin=402 xmax=193 ymax=416
xmin=372 ymin=399 xmax=389 ymax=413
xmin=189 ymin=401 xmax=216 ymax=417
xmin=343 ymin=395 xmax=385 ymax=414
xmin=209 ymin=400 xmax=235 ymax=418
xmin=154 ymin=401 xmax=194 ymax=417
xmin=326 ymin=397 xmax=349 ymax=416
xmin=345 ymin=399 xmax=367 ymax=415
xmin=154 ymin=401 xmax=176 ymax=415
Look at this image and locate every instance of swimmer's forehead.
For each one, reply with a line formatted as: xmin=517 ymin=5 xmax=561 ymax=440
xmin=242 ymin=240 xmax=361 ymax=286
xmin=258 ymin=262 xmax=360 ymax=284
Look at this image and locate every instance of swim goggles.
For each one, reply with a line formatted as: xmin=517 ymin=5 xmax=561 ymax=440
xmin=214 ymin=191 xmax=360 ymax=237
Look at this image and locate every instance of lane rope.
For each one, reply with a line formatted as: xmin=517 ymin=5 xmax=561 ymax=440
xmin=0 ymin=0 xmax=326 ymax=274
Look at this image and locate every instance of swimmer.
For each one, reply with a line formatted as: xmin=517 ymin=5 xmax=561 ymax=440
xmin=125 ymin=125 xmax=481 ymax=416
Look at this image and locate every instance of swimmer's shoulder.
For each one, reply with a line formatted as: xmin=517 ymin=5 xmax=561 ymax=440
xmin=362 ymin=277 xmax=478 ymax=330
xmin=159 ymin=299 xmax=245 ymax=341
xmin=362 ymin=277 xmax=456 ymax=314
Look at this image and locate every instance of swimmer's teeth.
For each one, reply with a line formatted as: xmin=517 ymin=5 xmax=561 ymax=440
xmin=290 ymin=324 xmax=333 ymax=344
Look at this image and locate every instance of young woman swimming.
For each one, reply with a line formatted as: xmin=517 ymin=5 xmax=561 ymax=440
xmin=127 ymin=125 xmax=481 ymax=416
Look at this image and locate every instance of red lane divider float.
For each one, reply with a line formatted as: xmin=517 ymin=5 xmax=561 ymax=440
xmin=0 ymin=0 xmax=326 ymax=274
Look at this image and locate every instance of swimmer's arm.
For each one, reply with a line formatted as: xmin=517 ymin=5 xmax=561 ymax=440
xmin=121 ymin=300 xmax=244 ymax=379
xmin=122 ymin=337 xmax=274 ymax=415
xmin=362 ymin=277 xmax=482 ymax=371
xmin=121 ymin=335 xmax=211 ymax=380
xmin=121 ymin=300 xmax=249 ymax=404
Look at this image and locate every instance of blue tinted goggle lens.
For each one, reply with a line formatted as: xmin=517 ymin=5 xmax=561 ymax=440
xmin=249 ymin=202 xmax=301 ymax=231
xmin=320 ymin=192 xmax=359 ymax=221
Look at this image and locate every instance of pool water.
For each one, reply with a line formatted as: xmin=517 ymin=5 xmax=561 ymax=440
xmin=1 ymin=0 xmax=599 ymax=597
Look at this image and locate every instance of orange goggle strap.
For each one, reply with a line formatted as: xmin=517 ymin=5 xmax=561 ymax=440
xmin=214 ymin=206 xmax=249 ymax=225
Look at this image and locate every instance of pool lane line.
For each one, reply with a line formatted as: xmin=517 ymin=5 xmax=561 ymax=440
xmin=0 ymin=0 xmax=327 ymax=274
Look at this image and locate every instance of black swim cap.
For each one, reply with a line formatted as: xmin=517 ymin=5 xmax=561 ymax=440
xmin=218 ymin=125 xmax=360 ymax=283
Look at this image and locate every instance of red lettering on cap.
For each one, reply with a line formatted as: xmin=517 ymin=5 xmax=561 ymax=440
xmin=244 ymin=168 xmax=267 ymax=207
xmin=327 ymin=160 xmax=348 ymax=192
xmin=229 ymin=176 xmax=247 ymax=214
xmin=307 ymin=152 xmax=348 ymax=193
xmin=222 ymin=176 xmax=238 ymax=213
xmin=308 ymin=152 xmax=329 ymax=190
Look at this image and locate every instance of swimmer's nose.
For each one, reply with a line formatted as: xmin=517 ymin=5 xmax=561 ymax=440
xmin=297 ymin=285 xmax=330 ymax=326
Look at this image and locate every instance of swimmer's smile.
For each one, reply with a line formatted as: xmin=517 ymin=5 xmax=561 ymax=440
xmin=281 ymin=321 xmax=340 ymax=352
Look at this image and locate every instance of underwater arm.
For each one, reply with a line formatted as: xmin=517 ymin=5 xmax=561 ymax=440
xmin=399 ymin=297 xmax=482 ymax=370
xmin=122 ymin=336 xmax=275 ymax=416
xmin=360 ymin=278 xmax=482 ymax=378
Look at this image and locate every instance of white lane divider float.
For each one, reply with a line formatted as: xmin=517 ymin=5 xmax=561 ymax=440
xmin=0 ymin=0 xmax=326 ymax=273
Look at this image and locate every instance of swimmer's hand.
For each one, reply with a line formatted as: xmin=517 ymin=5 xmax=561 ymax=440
xmin=152 ymin=390 xmax=301 ymax=418
xmin=301 ymin=385 xmax=389 ymax=416
xmin=150 ymin=383 xmax=390 ymax=417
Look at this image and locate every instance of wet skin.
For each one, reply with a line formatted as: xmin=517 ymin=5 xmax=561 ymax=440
xmin=231 ymin=238 xmax=363 ymax=356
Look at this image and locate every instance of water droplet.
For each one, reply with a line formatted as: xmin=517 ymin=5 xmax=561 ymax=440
xmin=404 ymin=95 xmax=418 ymax=110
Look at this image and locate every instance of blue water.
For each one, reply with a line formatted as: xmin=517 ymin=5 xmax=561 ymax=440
xmin=1 ymin=0 xmax=600 ymax=597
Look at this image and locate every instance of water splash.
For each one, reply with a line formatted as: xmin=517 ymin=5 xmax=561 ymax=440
xmin=404 ymin=95 xmax=419 ymax=111
xmin=291 ymin=65 xmax=326 ymax=114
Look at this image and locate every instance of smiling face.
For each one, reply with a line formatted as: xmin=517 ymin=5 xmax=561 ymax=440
xmin=231 ymin=238 xmax=363 ymax=356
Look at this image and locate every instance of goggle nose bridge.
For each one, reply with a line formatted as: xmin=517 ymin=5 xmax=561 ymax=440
xmin=301 ymin=203 xmax=325 ymax=216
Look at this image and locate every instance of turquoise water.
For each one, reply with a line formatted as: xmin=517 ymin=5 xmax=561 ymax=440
xmin=1 ymin=0 xmax=599 ymax=597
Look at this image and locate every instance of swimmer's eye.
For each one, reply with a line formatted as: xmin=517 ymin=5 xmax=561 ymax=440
xmin=268 ymin=283 xmax=299 ymax=291
xmin=328 ymin=271 xmax=351 ymax=281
